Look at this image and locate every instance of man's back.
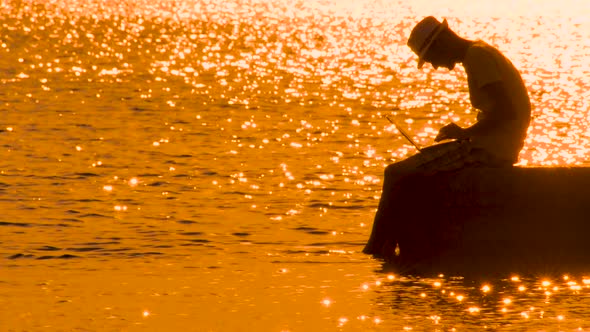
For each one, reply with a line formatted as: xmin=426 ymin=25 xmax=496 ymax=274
xmin=463 ymin=41 xmax=531 ymax=163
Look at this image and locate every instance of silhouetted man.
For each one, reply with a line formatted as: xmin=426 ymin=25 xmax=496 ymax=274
xmin=363 ymin=17 xmax=531 ymax=260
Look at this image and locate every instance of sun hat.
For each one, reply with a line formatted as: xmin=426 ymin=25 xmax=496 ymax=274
xmin=407 ymin=17 xmax=448 ymax=69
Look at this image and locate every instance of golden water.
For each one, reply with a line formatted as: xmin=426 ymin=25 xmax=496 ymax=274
xmin=1 ymin=0 xmax=589 ymax=330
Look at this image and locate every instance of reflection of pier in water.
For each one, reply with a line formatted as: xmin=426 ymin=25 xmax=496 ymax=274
xmin=366 ymin=167 xmax=590 ymax=276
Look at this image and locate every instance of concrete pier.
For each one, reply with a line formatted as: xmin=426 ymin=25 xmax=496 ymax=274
xmin=364 ymin=167 xmax=590 ymax=276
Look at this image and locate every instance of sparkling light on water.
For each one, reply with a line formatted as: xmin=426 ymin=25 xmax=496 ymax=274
xmin=1 ymin=0 xmax=590 ymax=331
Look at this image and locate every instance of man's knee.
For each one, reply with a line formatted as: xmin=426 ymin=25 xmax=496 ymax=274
xmin=384 ymin=161 xmax=414 ymax=180
xmin=384 ymin=163 xmax=398 ymax=177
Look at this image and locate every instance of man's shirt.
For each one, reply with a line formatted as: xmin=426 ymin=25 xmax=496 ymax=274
xmin=463 ymin=41 xmax=531 ymax=163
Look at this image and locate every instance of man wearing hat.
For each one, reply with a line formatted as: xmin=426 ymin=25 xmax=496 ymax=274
xmin=363 ymin=17 xmax=531 ymax=261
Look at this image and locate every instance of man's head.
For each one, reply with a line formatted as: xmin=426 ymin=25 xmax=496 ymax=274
xmin=407 ymin=17 xmax=451 ymax=69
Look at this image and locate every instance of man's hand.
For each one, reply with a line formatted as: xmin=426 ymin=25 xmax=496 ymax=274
xmin=435 ymin=122 xmax=466 ymax=142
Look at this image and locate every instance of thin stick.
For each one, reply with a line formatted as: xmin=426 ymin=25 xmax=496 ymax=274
xmin=385 ymin=115 xmax=422 ymax=152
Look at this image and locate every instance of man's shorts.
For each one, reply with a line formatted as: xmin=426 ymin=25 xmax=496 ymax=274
xmin=406 ymin=140 xmax=511 ymax=173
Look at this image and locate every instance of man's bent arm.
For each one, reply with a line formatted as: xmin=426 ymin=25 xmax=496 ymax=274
xmin=463 ymin=81 xmax=516 ymax=137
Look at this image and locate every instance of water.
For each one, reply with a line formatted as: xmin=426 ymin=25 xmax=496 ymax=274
xmin=1 ymin=0 xmax=590 ymax=330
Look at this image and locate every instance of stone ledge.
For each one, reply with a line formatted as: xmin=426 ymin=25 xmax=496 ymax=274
xmin=366 ymin=167 xmax=590 ymax=276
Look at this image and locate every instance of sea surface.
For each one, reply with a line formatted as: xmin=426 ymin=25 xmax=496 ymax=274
xmin=1 ymin=0 xmax=590 ymax=330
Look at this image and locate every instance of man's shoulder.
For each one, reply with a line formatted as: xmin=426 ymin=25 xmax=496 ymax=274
xmin=464 ymin=41 xmax=504 ymax=72
xmin=466 ymin=41 xmax=497 ymax=59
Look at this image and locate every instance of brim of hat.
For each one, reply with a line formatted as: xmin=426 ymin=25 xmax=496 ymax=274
xmin=417 ymin=19 xmax=448 ymax=69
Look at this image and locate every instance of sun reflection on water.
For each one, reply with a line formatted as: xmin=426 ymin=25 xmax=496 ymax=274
xmin=321 ymin=271 xmax=590 ymax=329
xmin=1 ymin=0 xmax=590 ymax=330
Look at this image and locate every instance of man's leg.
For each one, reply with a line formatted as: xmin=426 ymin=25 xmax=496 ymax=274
xmin=363 ymin=141 xmax=462 ymax=257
